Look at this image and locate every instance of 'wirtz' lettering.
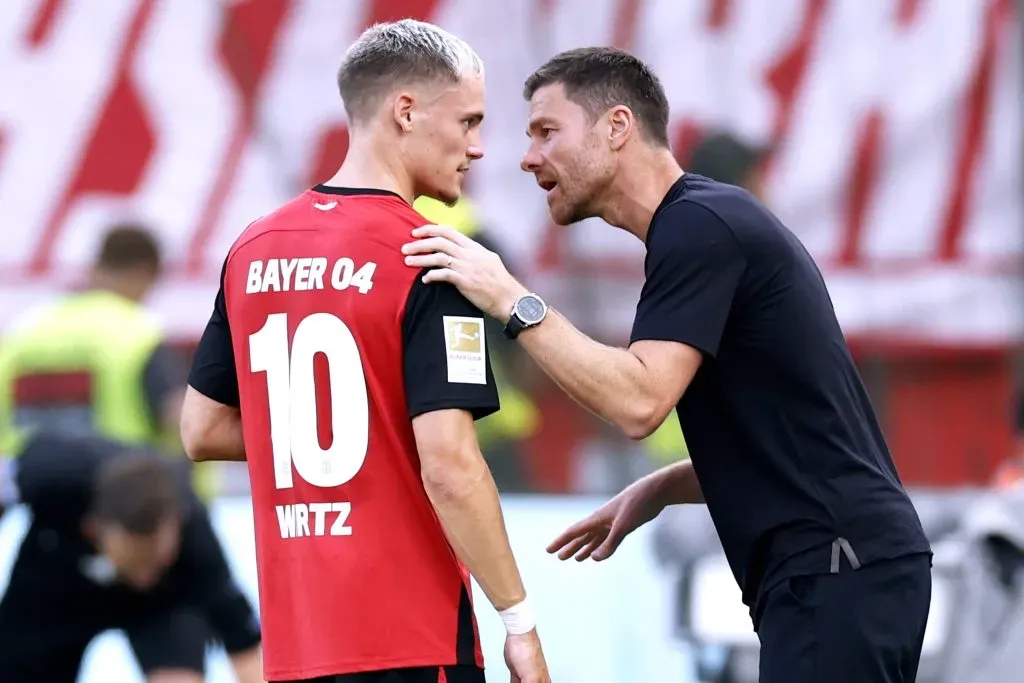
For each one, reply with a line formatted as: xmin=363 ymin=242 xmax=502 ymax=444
xmin=276 ymin=502 xmax=353 ymax=539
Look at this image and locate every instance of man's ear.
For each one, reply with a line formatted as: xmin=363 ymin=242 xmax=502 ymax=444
xmin=393 ymin=92 xmax=416 ymax=133
xmin=607 ymin=105 xmax=635 ymax=151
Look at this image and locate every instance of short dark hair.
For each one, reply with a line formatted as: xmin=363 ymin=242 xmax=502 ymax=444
xmin=523 ymin=47 xmax=671 ymax=148
xmin=337 ymin=19 xmax=483 ymax=123
xmin=687 ymin=132 xmax=769 ymax=187
xmin=96 ymin=223 xmax=162 ymax=273
xmin=91 ymin=453 xmax=180 ymax=534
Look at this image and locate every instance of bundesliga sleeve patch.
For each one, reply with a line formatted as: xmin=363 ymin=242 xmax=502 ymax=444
xmin=442 ymin=316 xmax=487 ymax=385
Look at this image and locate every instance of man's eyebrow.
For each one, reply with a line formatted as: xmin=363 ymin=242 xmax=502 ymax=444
xmin=526 ymin=117 xmax=552 ymax=136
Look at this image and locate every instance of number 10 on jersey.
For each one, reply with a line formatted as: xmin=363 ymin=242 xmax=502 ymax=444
xmin=249 ymin=312 xmax=369 ymax=538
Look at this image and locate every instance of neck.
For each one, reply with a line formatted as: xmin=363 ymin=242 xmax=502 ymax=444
xmin=90 ymin=272 xmax=145 ymax=304
xmin=597 ymin=147 xmax=683 ymax=242
xmin=321 ymin=124 xmax=413 ymax=204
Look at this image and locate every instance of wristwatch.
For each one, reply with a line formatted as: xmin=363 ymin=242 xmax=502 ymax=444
xmin=503 ymin=293 xmax=548 ymax=339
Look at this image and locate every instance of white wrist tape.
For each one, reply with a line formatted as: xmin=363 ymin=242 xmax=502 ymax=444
xmin=499 ymin=598 xmax=536 ymax=635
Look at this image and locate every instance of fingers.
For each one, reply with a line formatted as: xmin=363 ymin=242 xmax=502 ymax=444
xmin=401 ymin=235 xmax=461 ymax=257
xmin=411 ymin=223 xmax=476 ymax=248
xmin=546 ymin=517 xmax=600 ymax=554
xmin=591 ymin=519 xmax=628 ymax=561
xmin=420 ymin=267 xmax=463 ymax=285
xmin=404 ymin=252 xmax=452 ymax=270
xmin=573 ymin=532 xmax=609 ymax=562
xmin=548 ymin=518 xmax=613 ymax=561
xmin=554 ymin=531 xmax=596 ymax=561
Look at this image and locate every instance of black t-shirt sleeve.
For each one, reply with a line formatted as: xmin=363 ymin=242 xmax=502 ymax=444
xmin=187 ymin=262 xmax=240 ymax=407
xmin=175 ymin=503 xmax=262 ymax=652
xmin=630 ymin=200 xmax=746 ymax=358
xmin=142 ymin=343 xmax=186 ymax=424
xmin=402 ymin=275 xmax=500 ymax=420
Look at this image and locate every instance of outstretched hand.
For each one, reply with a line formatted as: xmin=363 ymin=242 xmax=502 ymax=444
xmin=547 ymin=473 xmax=669 ymax=562
xmin=402 ymin=224 xmax=527 ymax=321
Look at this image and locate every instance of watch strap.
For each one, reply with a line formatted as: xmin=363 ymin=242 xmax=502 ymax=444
xmin=503 ymin=313 xmax=528 ymax=340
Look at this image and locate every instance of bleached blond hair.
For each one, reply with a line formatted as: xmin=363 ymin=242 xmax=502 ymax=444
xmin=338 ymin=19 xmax=484 ymax=122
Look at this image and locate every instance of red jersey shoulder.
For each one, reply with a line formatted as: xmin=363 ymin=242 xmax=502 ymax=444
xmin=226 ymin=192 xmax=312 ymax=263
xmin=220 ymin=192 xmax=434 ymax=309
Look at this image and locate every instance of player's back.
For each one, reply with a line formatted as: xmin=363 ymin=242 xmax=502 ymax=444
xmin=223 ymin=187 xmax=485 ymax=679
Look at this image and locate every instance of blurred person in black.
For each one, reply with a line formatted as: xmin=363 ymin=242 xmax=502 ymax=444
xmin=0 ymin=432 xmax=263 ymax=683
xmin=684 ymin=131 xmax=770 ymax=202
xmin=403 ymin=47 xmax=932 ymax=683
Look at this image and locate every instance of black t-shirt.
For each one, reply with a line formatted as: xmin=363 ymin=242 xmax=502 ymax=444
xmin=631 ymin=174 xmax=930 ymax=616
xmin=188 ymin=259 xmax=500 ymax=420
xmin=7 ymin=432 xmax=259 ymax=651
xmin=141 ymin=343 xmax=187 ymax=426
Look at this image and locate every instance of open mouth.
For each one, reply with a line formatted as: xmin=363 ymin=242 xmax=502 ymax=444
xmin=538 ymin=179 xmax=557 ymax=192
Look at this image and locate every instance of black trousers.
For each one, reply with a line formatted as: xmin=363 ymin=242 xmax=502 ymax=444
xmin=757 ymin=553 xmax=932 ymax=683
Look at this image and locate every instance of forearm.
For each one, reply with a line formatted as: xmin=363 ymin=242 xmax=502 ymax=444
xmin=653 ymin=460 xmax=704 ymax=505
xmin=516 ymin=310 xmax=658 ymax=438
xmin=187 ymin=415 xmax=245 ymax=462
xmin=159 ymin=388 xmax=186 ymax=437
xmin=423 ymin=460 xmax=526 ymax=611
xmin=229 ymin=645 xmax=264 ymax=683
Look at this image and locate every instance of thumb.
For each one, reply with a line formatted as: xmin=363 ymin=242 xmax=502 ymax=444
xmin=591 ymin=512 xmax=632 ymax=561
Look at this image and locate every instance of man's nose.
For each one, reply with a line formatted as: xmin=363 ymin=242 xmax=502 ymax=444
xmin=521 ymin=147 xmax=541 ymax=173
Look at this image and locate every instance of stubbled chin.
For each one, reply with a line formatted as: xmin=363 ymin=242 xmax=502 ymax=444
xmin=547 ymin=200 xmax=574 ymax=226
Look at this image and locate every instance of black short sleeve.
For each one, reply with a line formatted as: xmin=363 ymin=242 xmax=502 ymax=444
xmin=142 ymin=344 xmax=186 ymax=424
xmin=630 ymin=201 xmax=746 ymax=357
xmin=187 ymin=262 xmax=239 ymax=407
xmin=402 ymin=275 xmax=500 ymax=420
xmin=174 ymin=505 xmax=262 ymax=652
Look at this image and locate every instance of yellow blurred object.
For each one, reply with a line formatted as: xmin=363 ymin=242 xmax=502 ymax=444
xmin=475 ymin=357 xmax=540 ymax=448
xmin=644 ymin=411 xmax=689 ymax=464
xmin=413 ymin=195 xmax=480 ymax=237
xmin=0 ymin=290 xmax=219 ymax=497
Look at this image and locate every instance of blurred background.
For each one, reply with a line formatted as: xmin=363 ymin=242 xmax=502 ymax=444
xmin=0 ymin=1 xmax=1021 ymax=682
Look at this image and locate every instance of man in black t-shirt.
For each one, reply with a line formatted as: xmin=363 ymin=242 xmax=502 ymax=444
xmin=0 ymin=432 xmax=263 ymax=683
xmin=403 ymin=47 xmax=932 ymax=682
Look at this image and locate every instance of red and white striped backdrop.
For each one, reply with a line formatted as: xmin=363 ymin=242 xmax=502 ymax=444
xmin=0 ymin=0 xmax=1020 ymax=343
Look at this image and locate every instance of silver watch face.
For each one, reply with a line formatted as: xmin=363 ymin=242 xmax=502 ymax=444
xmin=515 ymin=294 xmax=547 ymax=325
